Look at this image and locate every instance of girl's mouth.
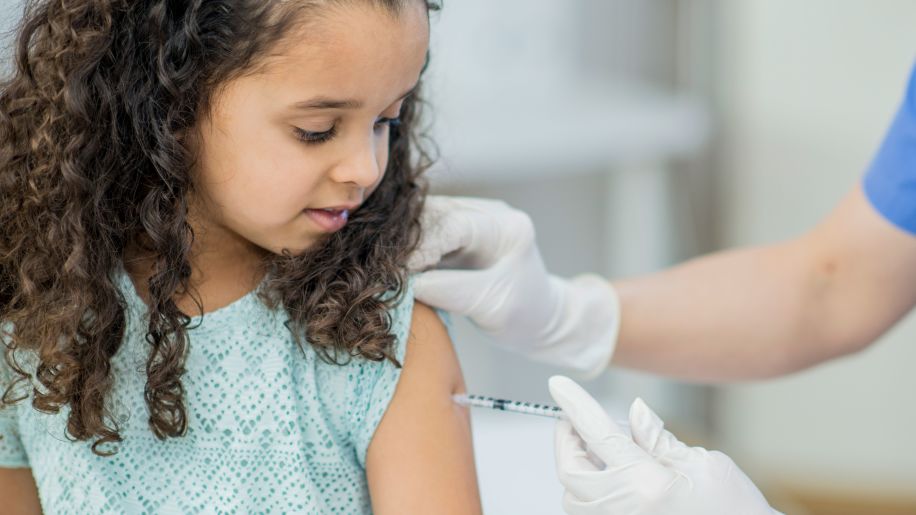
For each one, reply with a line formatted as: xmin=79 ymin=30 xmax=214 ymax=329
xmin=304 ymin=208 xmax=350 ymax=232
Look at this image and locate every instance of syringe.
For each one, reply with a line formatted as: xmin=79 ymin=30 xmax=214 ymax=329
xmin=452 ymin=393 xmax=632 ymax=430
xmin=452 ymin=393 xmax=563 ymax=418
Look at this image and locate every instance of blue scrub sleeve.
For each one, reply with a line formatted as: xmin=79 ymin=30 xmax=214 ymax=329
xmin=862 ymin=59 xmax=916 ymax=234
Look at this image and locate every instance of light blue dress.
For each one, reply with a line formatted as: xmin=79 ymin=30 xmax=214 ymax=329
xmin=0 ymin=263 xmax=430 ymax=514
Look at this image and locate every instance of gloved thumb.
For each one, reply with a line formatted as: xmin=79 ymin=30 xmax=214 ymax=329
xmin=628 ymin=397 xmax=694 ymax=462
xmin=413 ymin=269 xmax=487 ymax=316
xmin=548 ymin=375 xmax=654 ymax=469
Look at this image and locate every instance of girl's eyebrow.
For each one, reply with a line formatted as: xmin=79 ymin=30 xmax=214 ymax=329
xmin=292 ymin=82 xmax=419 ymax=111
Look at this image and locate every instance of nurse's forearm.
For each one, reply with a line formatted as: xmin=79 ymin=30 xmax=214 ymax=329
xmin=610 ymin=241 xmax=825 ymax=381
xmin=609 ymin=186 xmax=916 ymax=382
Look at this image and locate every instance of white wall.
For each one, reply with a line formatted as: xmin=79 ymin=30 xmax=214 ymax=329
xmin=712 ymin=0 xmax=916 ymax=495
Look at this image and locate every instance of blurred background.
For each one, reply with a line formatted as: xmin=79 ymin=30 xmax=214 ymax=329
xmin=2 ymin=1 xmax=915 ymax=514
xmin=420 ymin=1 xmax=916 ymax=514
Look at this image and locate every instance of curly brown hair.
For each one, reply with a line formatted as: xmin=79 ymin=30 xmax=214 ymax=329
xmin=0 ymin=0 xmax=440 ymax=456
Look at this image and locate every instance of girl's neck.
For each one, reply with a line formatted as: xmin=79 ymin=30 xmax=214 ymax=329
xmin=124 ymin=220 xmax=267 ymax=316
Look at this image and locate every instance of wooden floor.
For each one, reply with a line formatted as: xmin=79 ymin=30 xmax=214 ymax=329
xmin=767 ymin=486 xmax=916 ymax=515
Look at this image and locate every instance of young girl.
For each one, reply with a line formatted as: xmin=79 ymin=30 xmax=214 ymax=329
xmin=0 ymin=0 xmax=482 ymax=513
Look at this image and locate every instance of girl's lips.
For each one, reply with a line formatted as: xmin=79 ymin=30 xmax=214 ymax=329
xmin=304 ymin=208 xmax=349 ymax=232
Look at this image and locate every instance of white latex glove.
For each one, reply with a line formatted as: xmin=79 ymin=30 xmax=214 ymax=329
xmin=408 ymin=195 xmax=620 ymax=379
xmin=548 ymin=375 xmax=784 ymax=515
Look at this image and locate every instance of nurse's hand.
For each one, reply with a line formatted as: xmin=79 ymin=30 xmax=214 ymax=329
xmin=408 ymin=195 xmax=619 ymax=378
xmin=549 ymin=376 xmax=783 ymax=515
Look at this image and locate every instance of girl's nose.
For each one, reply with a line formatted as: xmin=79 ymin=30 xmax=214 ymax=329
xmin=328 ymin=137 xmax=383 ymax=188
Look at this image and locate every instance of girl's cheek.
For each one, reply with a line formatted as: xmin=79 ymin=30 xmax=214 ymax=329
xmin=259 ymin=172 xmax=314 ymax=209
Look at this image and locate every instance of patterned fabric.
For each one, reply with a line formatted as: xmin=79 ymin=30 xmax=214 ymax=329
xmin=0 ymin=263 xmax=424 ymax=514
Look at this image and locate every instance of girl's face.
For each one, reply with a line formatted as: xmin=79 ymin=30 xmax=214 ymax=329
xmin=189 ymin=2 xmax=430 ymax=262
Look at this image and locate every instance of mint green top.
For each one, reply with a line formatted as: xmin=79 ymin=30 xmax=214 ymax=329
xmin=0 ymin=263 xmax=431 ymax=514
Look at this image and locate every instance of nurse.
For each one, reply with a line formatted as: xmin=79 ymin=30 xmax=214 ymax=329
xmin=408 ymin=58 xmax=916 ymax=515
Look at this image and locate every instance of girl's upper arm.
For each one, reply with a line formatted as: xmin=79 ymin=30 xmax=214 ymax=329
xmin=365 ymin=302 xmax=482 ymax=515
xmin=1 ymin=324 xmax=41 ymax=514
xmin=0 ymin=468 xmax=42 ymax=515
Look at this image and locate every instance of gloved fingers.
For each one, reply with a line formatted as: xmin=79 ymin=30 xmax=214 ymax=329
xmin=444 ymin=196 xmax=537 ymax=268
xmin=554 ymin=393 xmax=682 ymax=509
xmin=549 ymin=375 xmax=628 ymax=442
xmin=558 ymin=456 xmax=679 ymax=515
xmin=408 ymin=196 xmax=476 ymax=272
xmin=405 ymin=241 xmax=448 ymax=272
xmin=412 ymin=196 xmax=517 ymax=269
xmin=549 ymin=376 xmax=654 ymax=468
xmin=414 ymin=195 xmax=537 ymax=269
xmin=561 ymin=489 xmax=610 ymax=515
xmin=556 ymin=417 xmax=661 ymax=503
xmin=629 ymin=397 xmax=695 ymax=463
xmin=555 ymin=418 xmax=603 ymax=473
xmin=412 ymin=269 xmax=491 ymax=316
xmin=555 ymin=419 xmax=615 ymax=502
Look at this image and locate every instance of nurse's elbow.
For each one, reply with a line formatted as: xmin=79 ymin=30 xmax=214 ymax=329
xmin=786 ymin=253 xmax=871 ymax=367
xmin=801 ymin=259 xmax=886 ymax=362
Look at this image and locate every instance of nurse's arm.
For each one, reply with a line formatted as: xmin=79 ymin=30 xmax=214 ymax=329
xmin=610 ymin=183 xmax=916 ymax=382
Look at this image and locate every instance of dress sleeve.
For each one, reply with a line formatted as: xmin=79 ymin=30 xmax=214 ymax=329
xmin=0 ymin=323 xmax=28 ymax=468
xmin=862 ymin=59 xmax=916 ymax=234
xmin=347 ymin=276 xmax=429 ymax=469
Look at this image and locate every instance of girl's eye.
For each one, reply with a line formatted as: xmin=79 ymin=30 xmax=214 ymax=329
xmin=292 ymin=117 xmax=401 ymax=146
xmin=293 ymin=125 xmax=337 ymax=145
